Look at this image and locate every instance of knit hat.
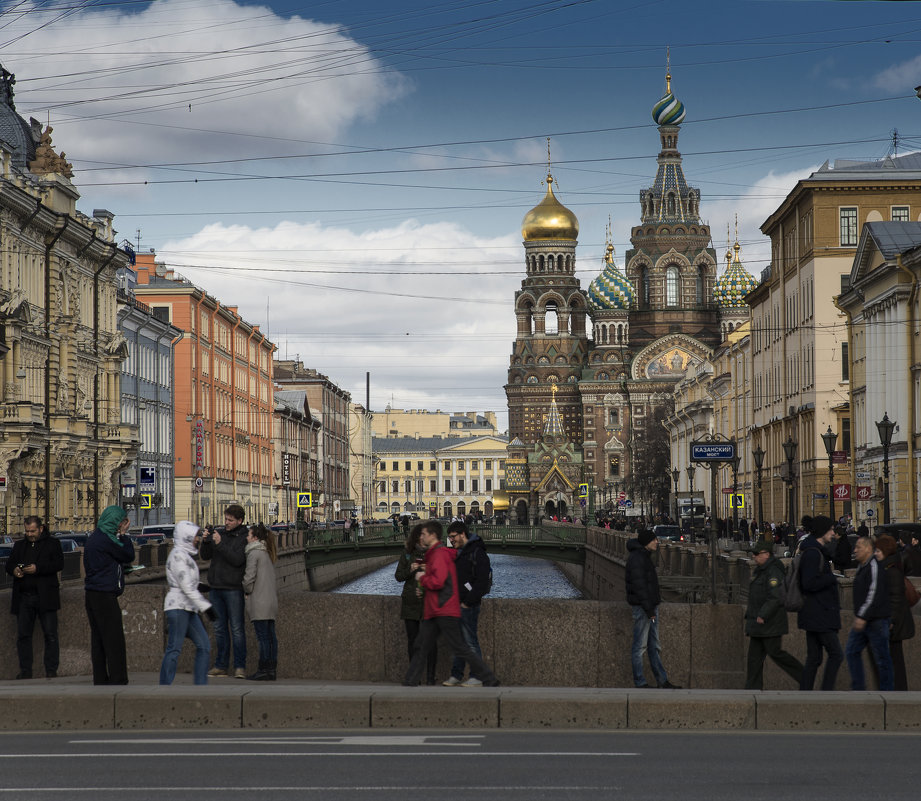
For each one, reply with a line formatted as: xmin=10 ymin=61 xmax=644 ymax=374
xmin=637 ymin=529 xmax=656 ymax=547
xmin=807 ymin=515 xmax=834 ymax=537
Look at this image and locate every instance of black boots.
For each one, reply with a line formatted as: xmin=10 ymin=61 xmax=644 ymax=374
xmin=247 ymin=660 xmax=276 ymax=681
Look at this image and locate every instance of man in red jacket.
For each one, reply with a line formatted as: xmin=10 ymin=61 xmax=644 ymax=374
xmin=402 ymin=520 xmax=500 ymax=687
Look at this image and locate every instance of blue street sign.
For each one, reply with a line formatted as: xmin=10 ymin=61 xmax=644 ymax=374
xmin=624 ymin=500 xmax=633 ymax=508
xmin=866 ymin=509 xmax=875 ymax=518
xmin=580 ymin=499 xmax=586 ymax=507
xmin=690 ymin=442 xmax=736 ymax=461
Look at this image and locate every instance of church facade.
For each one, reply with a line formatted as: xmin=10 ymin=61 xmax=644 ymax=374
xmin=505 ymin=73 xmax=755 ymax=523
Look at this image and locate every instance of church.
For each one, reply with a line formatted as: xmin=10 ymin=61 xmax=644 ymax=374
xmin=504 ymin=70 xmax=757 ymax=524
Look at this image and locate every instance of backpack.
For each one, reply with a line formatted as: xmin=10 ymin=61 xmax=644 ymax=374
xmin=469 ymin=544 xmax=493 ymax=595
xmin=783 ymin=550 xmax=805 ymax=612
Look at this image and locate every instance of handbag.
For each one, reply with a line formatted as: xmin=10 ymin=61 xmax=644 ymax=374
xmin=904 ymin=576 xmax=920 ymax=608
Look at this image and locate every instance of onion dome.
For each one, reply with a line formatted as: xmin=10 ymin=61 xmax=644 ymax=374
xmin=651 ymin=70 xmax=686 ymax=126
xmin=522 ymin=174 xmax=579 ymax=241
xmin=588 ymin=243 xmax=635 ymax=311
xmin=714 ymin=239 xmax=758 ymax=308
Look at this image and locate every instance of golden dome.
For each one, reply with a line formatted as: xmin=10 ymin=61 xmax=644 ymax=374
xmin=521 ymin=175 xmax=579 ymax=241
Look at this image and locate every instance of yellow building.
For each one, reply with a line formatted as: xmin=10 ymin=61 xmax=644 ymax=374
xmin=372 ymin=408 xmax=499 ymax=439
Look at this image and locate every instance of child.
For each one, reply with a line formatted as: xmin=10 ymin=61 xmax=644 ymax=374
xmin=243 ymin=523 xmax=278 ymax=680
xmin=160 ymin=521 xmax=214 ymax=685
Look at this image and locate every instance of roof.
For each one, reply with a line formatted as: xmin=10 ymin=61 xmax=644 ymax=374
xmin=862 ymin=221 xmax=921 ymax=260
xmin=373 ymin=434 xmax=508 ymax=455
xmin=810 ymin=152 xmax=921 ymax=181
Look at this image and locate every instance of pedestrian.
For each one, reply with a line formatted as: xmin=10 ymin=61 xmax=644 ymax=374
xmin=624 ymin=529 xmax=680 ymax=689
xmin=443 ymin=520 xmax=491 ymax=687
xmin=200 ymin=504 xmax=248 ymax=678
xmin=797 ymin=515 xmax=844 ymax=691
xmin=402 ymin=520 xmax=499 ymax=687
xmin=831 ymin=526 xmax=853 ymax=572
xmin=846 ymin=535 xmax=894 ymax=691
xmin=875 ymin=534 xmax=914 ymax=690
xmin=902 ymin=531 xmax=921 ymax=577
xmin=242 ymin=523 xmax=279 ymax=681
xmin=395 ymin=524 xmax=437 ymax=685
xmin=744 ymin=542 xmax=803 ymax=689
xmin=83 ymin=505 xmax=135 ymax=685
xmin=159 ymin=521 xmax=215 ymax=685
xmin=6 ymin=516 xmax=63 ymax=679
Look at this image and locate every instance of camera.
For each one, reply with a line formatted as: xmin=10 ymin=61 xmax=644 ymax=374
xmin=16 ymin=564 xmax=24 ymax=570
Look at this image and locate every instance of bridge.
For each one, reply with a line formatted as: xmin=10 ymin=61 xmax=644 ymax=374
xmin=303 ymin=524 xmax=587 ymax=569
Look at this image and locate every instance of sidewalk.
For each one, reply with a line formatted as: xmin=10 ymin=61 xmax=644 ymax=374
xmin=0 ymin=673 xmax=918 ymax=732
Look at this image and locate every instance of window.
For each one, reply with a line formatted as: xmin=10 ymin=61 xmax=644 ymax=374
xmin=430 ymin=480 xmax=436 ymax=492
xmin=609 ymin=455 xmax=621 ymax=477
xmin=429 ymin=461 xmax=436 ymax=471
xmin=892 ymin=206 xmax=910 ymax=222
xmin=404 ymin=480 xmax=412 ymax=494
xmin=840 ymin=207 xmax=858 ymax=246
xmin=457 ymin=460 xmax=465 ymax=470
xmin=499 ymin=460 xmax=505 ymax=470
xmin=458 ymin=479 xmax=465 ymax=492
xmin=640 ymin=267 xmax=650 ymax=307
xmin=392 ymin=461 xmax=398 ymax=471
xmin=404 ymin=461 xmax=411 ymax=470
xmin=666 ymin=266 xmax=680 ymax=306
xmin=608 ymin=409 xmax=619 ymax=426
xmin=472 ymin=479 xmax=479 ymax=493
xmin=842 ymin=342 xmax=849 ymax=382
xmin=444 ymin=480 xmax=451 ymax=492
xmin=485 ymin=479 xmax=492 ymax=491
xmin=417 ymin=461 xmax=423 ymax=470
xmin=391 ymin=480 xmax=398 ymax=493
xmin=151 ymin=306 xmax=170 ymax=323
xmin=485 ymin=460 xmax=492 ymax=470
xmin=471 ymin=461 xmax=478 ymax=469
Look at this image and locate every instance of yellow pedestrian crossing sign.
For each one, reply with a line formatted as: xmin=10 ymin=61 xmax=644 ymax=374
xmin=578 ymin=483 xmax=588 ymax=498
xmin=729 ymin=493 xmax=745 ymax=508
xmin=297 ymin=492 xmax=313 ymax=508
xmin=140 ymin=494 xmax=152 ymax=509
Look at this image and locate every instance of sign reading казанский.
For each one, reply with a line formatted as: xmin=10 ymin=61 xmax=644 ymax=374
xmin=690 ymin=441 xmax=736 ymax=462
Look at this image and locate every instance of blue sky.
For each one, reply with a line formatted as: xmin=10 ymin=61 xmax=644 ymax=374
xmin=2 ymin=0 xmax=920 ymax=427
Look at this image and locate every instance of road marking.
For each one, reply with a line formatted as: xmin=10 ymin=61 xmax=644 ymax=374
xmin=72 ymin=735 xmax=483 ymax=746
xmin=0 ymin=786 xmax=623 ymax=794
xmin=0 ymin=752 xmax=638 ymax=759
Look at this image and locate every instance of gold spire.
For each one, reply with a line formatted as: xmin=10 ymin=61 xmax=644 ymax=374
xmin=666 ymin=46 xmax=671 ymax=93
xmin=521 ymin=142 xmax=579 ymax=241
xmin=733 ymin=214 xmax=742 ymax=263
xmin=725 ymin=223 xmax=732 ymax=266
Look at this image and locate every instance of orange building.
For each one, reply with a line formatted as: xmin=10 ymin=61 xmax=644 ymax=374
xmin=132 ymin=253 xmax=275 ymax=524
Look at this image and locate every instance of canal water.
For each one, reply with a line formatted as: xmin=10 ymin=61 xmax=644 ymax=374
xmin=332 ymin=554 xmax=582 ymax=599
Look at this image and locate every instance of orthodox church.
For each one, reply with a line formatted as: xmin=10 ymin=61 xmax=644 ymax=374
xmin=504 ymin=71 xmax=757 ymax=524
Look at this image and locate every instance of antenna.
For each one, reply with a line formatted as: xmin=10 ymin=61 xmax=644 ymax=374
xmin=135 ymin=228 xmax=141 ymax=252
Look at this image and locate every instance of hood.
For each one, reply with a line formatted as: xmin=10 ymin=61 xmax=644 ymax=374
xmin=627 ymin=538 xmax=647 ymax=552
xmin=97 ymin=505 xmax=127 ymax=537
xmin=173 ymin=520 xmax=200 ymax=554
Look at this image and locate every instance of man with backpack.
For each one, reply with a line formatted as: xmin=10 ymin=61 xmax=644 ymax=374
xmin=744 ymin=542 xmax=803 ymax=689
xmin=442 ymin=520 xmax=492 ymax=686
xmin=797 ymin=515 xmax=844 ymax=690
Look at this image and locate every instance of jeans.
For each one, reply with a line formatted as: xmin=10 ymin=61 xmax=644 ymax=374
xmin=404 ymin=616 xmax=497 ymax=686
xmin=631 ymin=605 xmax=668 ymax=687
xmin=403 ymin=619 xmax=437 ymax=683
xmin=451 ymin=604 xmax=482 ymax=680
xmin=800 ymin=631 xmax=843 ymax=690
xmin=846 ymin=618 xmax=894 ymax=691
xmin=84 ymin=591 xmax=128 ymax=685
xmin=251 ymin=619 xmax=278 ymax=664
xmin=16 ymin=592 xmax=59 ymax=675
xmin=160 ymin=610 xmax=211 ymax=685
xmin=210 ymin=588 xmax=246 ymax=670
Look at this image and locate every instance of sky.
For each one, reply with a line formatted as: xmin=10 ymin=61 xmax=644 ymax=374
xmin=2 ymin=0 xmax=921 ymax=431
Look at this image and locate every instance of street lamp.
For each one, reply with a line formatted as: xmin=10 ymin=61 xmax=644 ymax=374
xmin=821 ymin=425 xmax=838 ymax=522
xmin=730 ymin=453 xmax=741 ymax=540
xmin=686 ymin=464 xmax=696 ymax=542
xmin=782 ymin=436 xmax=797 ymax=528
xmin=671 ymin=467 xmax=680 ymax=524
xmin=876 ymin=412 xmax=895 ymax=524
xmin=752 ymin=444 xmax=765 ymax=537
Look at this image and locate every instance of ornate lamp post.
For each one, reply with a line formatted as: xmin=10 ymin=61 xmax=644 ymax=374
xmin=686 ymin=464 xmax=696 ymax=542
xmin=821 ymin=425 xmax=838 ymax=522
xmin=752 ymin=444 xmax=765 ymax=536
xmin=782 ymin=436 xmax=797 ymax=528
xmin=671 ymin=467 xmax=680 ymax=524
xmin=730 ymin=453 xmax=741 ymax=539
xmin=876 ymin=412 xmax=895 ymax=524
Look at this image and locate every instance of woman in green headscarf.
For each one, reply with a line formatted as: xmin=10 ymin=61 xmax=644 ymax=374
xmin=83 ymin=505 xmax=135 ymax=685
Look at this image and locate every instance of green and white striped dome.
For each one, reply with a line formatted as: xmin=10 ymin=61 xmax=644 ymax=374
xmin=588 ymin=244 xmax=635 ymax=311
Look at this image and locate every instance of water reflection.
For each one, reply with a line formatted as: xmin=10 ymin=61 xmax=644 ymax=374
xmin=332 ymin=553 xmax=582 ymax=599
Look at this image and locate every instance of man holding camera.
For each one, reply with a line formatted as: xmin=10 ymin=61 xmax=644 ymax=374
xmin=6 ymin=516 xmax=64 ymax=679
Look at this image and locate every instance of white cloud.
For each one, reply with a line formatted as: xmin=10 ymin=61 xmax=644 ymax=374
xmin=873 ymin=53 xmax=921 ymax=93
xmin=3 ymin=0 xmax=406 ymax=170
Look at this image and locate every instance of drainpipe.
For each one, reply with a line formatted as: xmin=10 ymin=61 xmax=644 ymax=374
xmin=93 ymin=244 xmax=118 ymax=522
xmin=832 ymin=293 xmax=856 ymax=518
xmin=44 ymin=217 xmax=70 ymax=523
xmin=896 ymin=254 xmax=918 ymax=520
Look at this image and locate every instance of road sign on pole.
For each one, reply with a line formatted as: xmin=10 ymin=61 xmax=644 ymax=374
xmin=297 ymin=492 xmax=313 ymax=508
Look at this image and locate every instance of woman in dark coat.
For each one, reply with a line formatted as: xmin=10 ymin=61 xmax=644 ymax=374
xmin=876 ymin=534 xmax=915 ymax=691
xmin=395 ymin=523 xmax=437 ymax=684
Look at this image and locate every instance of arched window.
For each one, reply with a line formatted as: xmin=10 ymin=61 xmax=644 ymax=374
xmin=456 ymin=501 xmax=466 ymax=518
xmin=640 ymin=267 xmax=650 ymax=308
xmin=666 ymin=266 xmax=680 ymax=306
xmin=443 ymin=501 xmax=452 ymax=518
xmin=667 ymin=194 xmax=676 ymax=216
xmin=545 ymin=301 xmax=559 ymax=334
xmin=697 ymin=265 xmax=706 ymax=305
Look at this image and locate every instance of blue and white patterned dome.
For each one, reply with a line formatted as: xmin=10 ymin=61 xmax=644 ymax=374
xmin=714 ymin=241 xmax=757 ymax=308
xmin=588 ymin=244 xmax=635 ymax=311
xmin=652 ymin=90 xmax=685 ymax=126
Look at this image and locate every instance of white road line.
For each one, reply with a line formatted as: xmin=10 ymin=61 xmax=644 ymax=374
xmin=0 ymin=787 xmax=623 ymax=793
xmin=72 ymin=735 xmax=483 ymax=746
xmin=0 ymin=752 xmax=638 ymax=758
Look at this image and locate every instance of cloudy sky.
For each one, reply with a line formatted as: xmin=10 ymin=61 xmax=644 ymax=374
xmin=3 ymin=0 xmax=920 ymax=429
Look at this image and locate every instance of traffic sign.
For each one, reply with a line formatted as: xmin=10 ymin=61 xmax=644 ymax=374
xmin=580 ymin=499 xmax=586 ymax=507
xmin=833 ymin=483 xmax=851 ymax=500
xmin=831 ymin=450 xmax=848 ymax=465
xmin=193 ymin=476 xmax=204 ymax=493
xmin=690 ymin=441 xmax=735 ymax=461
xmin=140 ymin=493 xmax=152 ymax=509
xmin=856 ymin=471 xmax=872 ymax=481
xmin=623 ymin=499 xmax=633 ymax=508
xmin=867 ymin=509 xmax=875 ymax=518
xmin=617 ymin=491 xmax=626 ymax=501
xmin=297 ymin=492 xmax=313 ymax=508
xmin=139 ymin=467 xmax=156 ymax=488
xmin=729 ymin=493 xmax=744 ymax=508
xmin=856 ymin=486 xmax=872 ymax=500
xmin=578 ymin=483 xmax=588 ymax=498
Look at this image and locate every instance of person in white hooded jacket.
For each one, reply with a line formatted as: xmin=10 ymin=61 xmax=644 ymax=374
xmin=159 ymin=521 xmax=215 ymax=685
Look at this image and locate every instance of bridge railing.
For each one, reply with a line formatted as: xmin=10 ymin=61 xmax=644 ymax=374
xmin=475 ymin=524 xmax=586 ymax=547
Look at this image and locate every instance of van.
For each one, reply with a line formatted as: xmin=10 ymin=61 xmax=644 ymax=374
xmin=139 ymin=524 xmax=175 ymax=543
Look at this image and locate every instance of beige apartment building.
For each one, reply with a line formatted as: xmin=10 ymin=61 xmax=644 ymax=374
xmin=372 ymin=408 xmax=499 ymax=439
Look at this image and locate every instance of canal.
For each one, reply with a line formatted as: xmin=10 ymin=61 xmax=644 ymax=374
xmin=332 ymin=553 xmax=582 ymax=599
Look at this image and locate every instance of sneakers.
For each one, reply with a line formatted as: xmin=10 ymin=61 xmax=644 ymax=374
xmin=207 ymin=667 xmax=228 ymax=678
xmin=234 ymin=668 xmax=247 ymax=679
xmin=442 ymin=676 xmax=462 ymax=686
xmin=657 ymin=681 xmax=682 ymax=689
xmin=461 ymin=677 xmax=483 ymax=687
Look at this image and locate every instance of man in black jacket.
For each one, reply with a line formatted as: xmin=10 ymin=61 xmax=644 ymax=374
xmin=845 ymin=535 xmax=893 ymax=690
xmin=443 ymin=521 xmax=491 ymax=687
xmin=624 ymin=529 xmax=679 ymax=688
xmin=6 ymin=517 xmax=64 ymax=679
xmin=200 ymin=504 xmax=248 ymax=678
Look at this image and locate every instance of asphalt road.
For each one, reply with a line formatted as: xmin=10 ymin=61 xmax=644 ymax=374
xmin=0 ymin=729 xmax=915 ymax=800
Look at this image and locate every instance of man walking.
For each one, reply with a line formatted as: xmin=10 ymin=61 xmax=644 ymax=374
xmin=403 ymin=520 xmax=499 ymax=687
xmin=200 ymin=504 xmax=248 ymax=678
xmin=6 ymin=517 xmax=63 ymax=679
xmin=744 ymin=542 xmax=803 ymax=689
xmin=797 ymin=515 xmax=844 ymax=690
xmin=846 ymin=535 xmax=894 ymax=691
xmin=443 ymin=520 xmax=491 ymax=687
xmin=625 ymin=529 xmax=680 ymax=689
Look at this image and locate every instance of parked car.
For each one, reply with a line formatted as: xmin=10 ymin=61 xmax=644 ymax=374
xmin=141 ymin=524 xmax=174 ymax=540
xmin=57 ymin=538 xmax=79 ymax=553
xmin=654 ymin=524 xmax=684 ymax=542
xmin=0 ymin=544 xmax=13 ymax=559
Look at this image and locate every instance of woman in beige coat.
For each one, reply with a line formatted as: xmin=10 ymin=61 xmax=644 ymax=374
xmin=243 ymin=524 xmax=278 ymax=681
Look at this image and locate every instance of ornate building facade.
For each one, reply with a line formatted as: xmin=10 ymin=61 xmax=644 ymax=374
xmin=0 ymin=65 xmax=136 ymax=534
xmin=505 ymin=72 xmax=725 ymax=523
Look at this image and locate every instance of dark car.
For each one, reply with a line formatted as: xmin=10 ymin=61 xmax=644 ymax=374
xmin=0 ymin=544 xmax=12 ymax=559
xmin=654 ymin=524 xmax=684 ymax=542
xmin=876 ymin=522 xmax=921 ymax=545
xmin=57 ymin=538 xmax=79 ymax=553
